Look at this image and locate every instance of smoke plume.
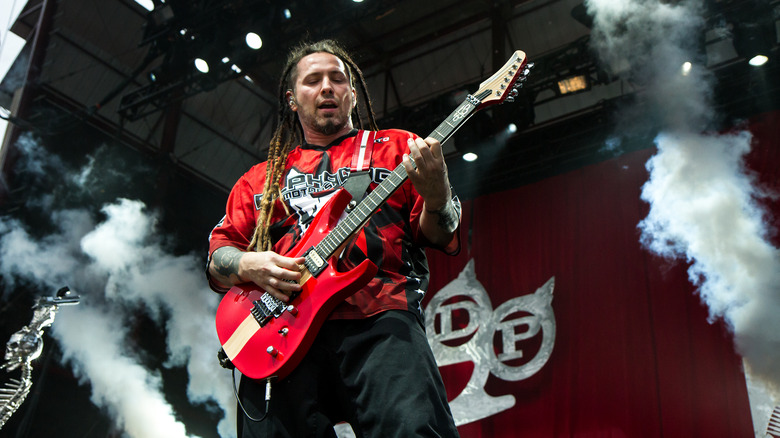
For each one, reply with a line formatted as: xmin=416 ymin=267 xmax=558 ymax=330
xmin=585 ymin=0 xmax=780 ymax=429
xmin=0 ymin=134 xmax=236 ymax=437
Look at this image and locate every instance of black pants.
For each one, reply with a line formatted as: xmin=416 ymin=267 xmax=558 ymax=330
xmin=236 ymin=309 xmax=460 ymax=438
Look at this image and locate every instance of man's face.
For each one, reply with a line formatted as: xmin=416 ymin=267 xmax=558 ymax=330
xmin=289 ymin=52 xmax=355 ymax=139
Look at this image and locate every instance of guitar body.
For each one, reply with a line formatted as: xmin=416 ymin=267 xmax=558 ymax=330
xmin=215 ymin=188 xmax=378 ymax=380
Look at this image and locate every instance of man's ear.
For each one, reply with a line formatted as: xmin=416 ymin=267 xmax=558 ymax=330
xmin=286 ymin=89 xmax=297 ymax=111
xmin=351 ymin=88 xmax=357 ymax=108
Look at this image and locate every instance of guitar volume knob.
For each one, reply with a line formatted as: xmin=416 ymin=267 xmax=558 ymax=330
xmin=266 ymin=346 xmax=279 ymax=357
xmin=286 ymin=305 xmax=298 ymax=316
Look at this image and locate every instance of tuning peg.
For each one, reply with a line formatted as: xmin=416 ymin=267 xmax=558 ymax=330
xmin=505 ymin=96 xmax=515 ymax=103
xmin=510 ymin=88 xmax=519 ymax=97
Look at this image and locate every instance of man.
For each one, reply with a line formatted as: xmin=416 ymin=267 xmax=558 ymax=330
xmin=207 ymin=39 xmax=461 ymax=437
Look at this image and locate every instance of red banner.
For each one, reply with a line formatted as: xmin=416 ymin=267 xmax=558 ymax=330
xmin=425 ymin=110 xmax=780 ymax=437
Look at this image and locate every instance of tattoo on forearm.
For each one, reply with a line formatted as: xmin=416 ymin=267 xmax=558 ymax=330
xmin=213 ymin=247 xmax=243 ymax=279
xmin=427 ymin=200 xmax=459 ymax=234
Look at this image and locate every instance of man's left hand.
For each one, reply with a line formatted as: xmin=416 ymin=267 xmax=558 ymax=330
xmin=403 ymin=136 xmax=451 ymax=209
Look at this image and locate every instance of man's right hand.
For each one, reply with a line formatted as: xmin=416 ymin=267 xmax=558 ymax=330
xmin=209 ymin=246 xmax=304 ymax=302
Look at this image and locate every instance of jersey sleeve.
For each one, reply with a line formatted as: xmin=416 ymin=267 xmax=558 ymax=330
xmin=209 ymin=175 xmax=259 ymax=254
xmin=206 ymin=171 xmax=262 ymax=292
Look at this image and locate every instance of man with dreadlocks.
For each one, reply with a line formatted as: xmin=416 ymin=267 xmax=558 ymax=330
xmin=207 ymin=39 xmax=461 ymax=437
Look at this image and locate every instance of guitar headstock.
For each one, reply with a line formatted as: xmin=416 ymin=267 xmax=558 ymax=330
xmin=473 ymin=50 xmax=533 ymax=109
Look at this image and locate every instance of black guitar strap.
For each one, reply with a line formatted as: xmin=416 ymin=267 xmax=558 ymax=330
xmin=343 ymin=130 xmax=376 ymax=201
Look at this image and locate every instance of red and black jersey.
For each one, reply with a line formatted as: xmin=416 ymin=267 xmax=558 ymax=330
xmin=208 ymin=128 xmax=460 ymax=321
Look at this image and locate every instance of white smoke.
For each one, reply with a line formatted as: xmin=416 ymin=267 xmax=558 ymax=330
xmin=56 ymin=306 xmax=193 ymax=438
xmin=0 ymin=134 xmax=237 ymax=437
xmin=586 ymin=0 xmax=780 ymax=431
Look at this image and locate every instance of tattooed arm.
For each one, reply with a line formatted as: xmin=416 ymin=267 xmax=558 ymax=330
xmin=209 ymin=246 xmax=245 ymax=286
xmin=403 ymin=136 xmax=461 ymax=247
xmin=208 ymin=246 xmax=305 ymax=302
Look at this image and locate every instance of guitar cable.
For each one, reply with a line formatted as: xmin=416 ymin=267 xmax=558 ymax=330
xmin=232 ymin=367 xmax=273 ymax=422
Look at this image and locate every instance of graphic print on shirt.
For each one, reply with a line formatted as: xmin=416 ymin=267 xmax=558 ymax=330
xmin=279 ymin=165 xmax=393 ymax=235
xmin=280 ymin=167 xmax=345 ymax=233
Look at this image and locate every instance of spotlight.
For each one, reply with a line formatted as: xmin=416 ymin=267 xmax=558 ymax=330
xmin=749 ymin=55 xmax=768 ymax=67
xmin=245 ymin=32 xmax=263 ymax=50
xmin=462 ymin=152 xmax=478 ymax=162
xmin=681 ymin=61 xmax=692 ymax=76
xmin=507 ymin=123 xmax=518 ymax=134
xmin=731 ymin=10 xmax=774 ymax=67
xmin=283 ymin=9 xmax=292 ymax=19
xmin=135 ymin=0 xmax=154 ymax=11
xmin=194 ymin=58 xmax=209 ymax=74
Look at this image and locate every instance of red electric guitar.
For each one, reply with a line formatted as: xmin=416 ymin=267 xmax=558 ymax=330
xmin=216 ymin=50 xmax=532 ymax=380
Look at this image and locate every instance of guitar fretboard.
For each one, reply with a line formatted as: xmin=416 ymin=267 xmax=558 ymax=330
xmin=306 ymin=50 xmax=529 ymax=265
xmin=312 ymin=95 xmax=482 ymax=262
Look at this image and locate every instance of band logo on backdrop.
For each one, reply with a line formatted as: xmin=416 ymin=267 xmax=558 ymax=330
xmin=425 ymin=260 xmax=556 ymax=426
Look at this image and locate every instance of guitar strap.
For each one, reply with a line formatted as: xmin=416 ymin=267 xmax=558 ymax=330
xmin=343 ymin=129 xmax=376 ymax=201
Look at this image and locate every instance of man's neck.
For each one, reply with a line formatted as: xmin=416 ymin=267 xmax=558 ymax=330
xmin=302 ymin=129 xmax=359 ymax=150
xmin=302 ymin=124 xmax=355 ymax=147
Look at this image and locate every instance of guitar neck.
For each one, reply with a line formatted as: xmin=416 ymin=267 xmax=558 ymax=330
xmin=312 ymin=95 xmax=483 ymax=261
xmin=309 ymin=50 xmax=529 ymax=263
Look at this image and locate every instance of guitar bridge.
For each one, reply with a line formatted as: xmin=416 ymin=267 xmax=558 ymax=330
xmin=250 ymin=292 xmax=286 ymax=327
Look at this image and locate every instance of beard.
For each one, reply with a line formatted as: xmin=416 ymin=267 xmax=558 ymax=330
xmin=300 ymin=108 xmax=351 ymax=136
xmin=314 ymin=117 xmax=345 ymax=136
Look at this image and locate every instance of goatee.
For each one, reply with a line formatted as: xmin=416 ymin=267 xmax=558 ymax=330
xmin=316 ymin=119 xmax=346 ymax=136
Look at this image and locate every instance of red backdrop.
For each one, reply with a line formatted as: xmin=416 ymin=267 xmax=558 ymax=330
xmin=425 ymin=110 xmax=780 ymax=437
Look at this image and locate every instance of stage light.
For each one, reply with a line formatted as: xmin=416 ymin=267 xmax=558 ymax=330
xmin=353 ymin=0 xmax=364 ymax=3
xmin=245 ymin=32 xmax=263 ymax=50
xmin=194 ymin=58 xmax=209 ymax=73
xmin=462 ymin=152 xmax=478 ymax=162
xmin=749 ymin=55 xmax=768 ymax=67
xmin=135 ymin=0 xmax=154 ymax=11
xmin=507 ymin=123 xmax=518 ymax=134
xmin=283 ymin=9 xmax=292 ymax=19
xmin=557 ymin=74 xmax=588 ymax=95
xmin=681 ymin=61 xmax=692 ymax=76
xmin=731 ymin=10 xmax=774 ymax=68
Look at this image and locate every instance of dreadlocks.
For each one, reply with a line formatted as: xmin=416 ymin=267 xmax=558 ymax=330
xmin=247 ymin=39 xmax=379 ymax=252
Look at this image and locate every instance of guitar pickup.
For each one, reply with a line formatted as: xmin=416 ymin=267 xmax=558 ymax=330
xmin=250 ymin=292 xmax=286 ymax=326
xmin=303 ymin=248 xmax=327 ymax=277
